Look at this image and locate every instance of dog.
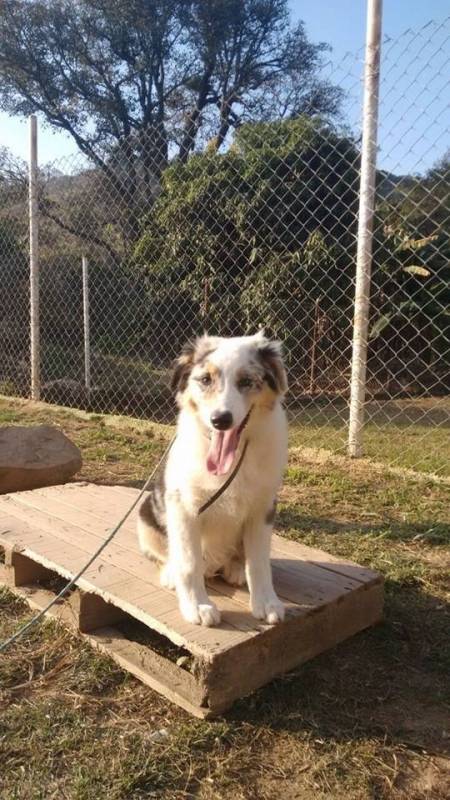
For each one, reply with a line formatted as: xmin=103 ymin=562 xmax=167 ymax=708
xmin=137 ymin=331 xmax=288 ymax=627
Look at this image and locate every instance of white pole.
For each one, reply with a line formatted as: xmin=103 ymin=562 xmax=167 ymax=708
xmin=29 ymin=114 xmax=40 ymax=400
xmin=348 ymin=0 xmax=383 ymax=457
xmin=82 ymin=255 xmax=91 ymax=399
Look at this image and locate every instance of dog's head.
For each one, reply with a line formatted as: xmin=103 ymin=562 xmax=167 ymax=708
xmin=171 ymin=331 xmax=287 ymax=476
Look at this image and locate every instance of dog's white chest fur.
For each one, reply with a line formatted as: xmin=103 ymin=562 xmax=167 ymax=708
xmin=168 ymin=402 xmax=287 ymax=575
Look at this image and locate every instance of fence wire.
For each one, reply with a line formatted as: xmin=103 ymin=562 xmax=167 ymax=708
xmin=0 ymin=19 xmax=449 ymax=476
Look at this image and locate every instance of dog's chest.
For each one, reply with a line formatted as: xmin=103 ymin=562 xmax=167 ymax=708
xmin=201 ymin=437 xmax=283 ymax=525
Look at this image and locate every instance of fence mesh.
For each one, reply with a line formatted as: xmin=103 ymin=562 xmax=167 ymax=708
xmin=0 ymin=18 xmax=449 ymax=476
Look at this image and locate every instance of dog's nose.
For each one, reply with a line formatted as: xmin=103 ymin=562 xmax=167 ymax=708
xmin=210 ymin=411 xmax=233 ymax=430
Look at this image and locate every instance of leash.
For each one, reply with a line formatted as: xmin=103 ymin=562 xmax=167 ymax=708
xmin=0 ymin=436 xmax=176 ymax=654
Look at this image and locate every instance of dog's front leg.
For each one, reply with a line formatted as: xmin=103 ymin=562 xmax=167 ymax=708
xmin=165 ymin=499 xmax=221 ymax=627
xmin=243 ymin=517 xmax=285 ymax=624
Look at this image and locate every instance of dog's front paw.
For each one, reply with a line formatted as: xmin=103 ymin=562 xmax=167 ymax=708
xmin=251 ymin=593 xmax=285 ymax=624
xmin=180 ymin=600 xmax=221 ymax=627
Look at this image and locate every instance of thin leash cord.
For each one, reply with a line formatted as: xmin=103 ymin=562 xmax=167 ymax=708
xmin=198 ymin=406 xmax=253 ymax=515
xmin=198 ymin=441 xmax=248 ymax=515
xmin=0 ymin=436 xmax=176 ymax=654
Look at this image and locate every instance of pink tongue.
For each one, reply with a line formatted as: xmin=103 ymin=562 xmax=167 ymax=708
xmin=207 ymin=428 xmax=240 ymax=476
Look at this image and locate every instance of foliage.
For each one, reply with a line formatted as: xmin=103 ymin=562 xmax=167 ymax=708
xmin=133 ymin=116 xmax=359 ymax=363
xmin=369 ymin=156 xmax=450 ymax=388
xmin=0 ymin=0 xmax=341 ymax=171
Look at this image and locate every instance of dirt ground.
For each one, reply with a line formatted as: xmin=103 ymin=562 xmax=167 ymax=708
xmin=0 ymin=397 xmax=449 ymax=799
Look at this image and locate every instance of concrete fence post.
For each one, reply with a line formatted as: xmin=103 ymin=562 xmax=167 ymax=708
xmin=29 ymin=114 xmax=40 ymax=401
xmin=82 ymin=255 xmax=91 ymax=399
xmin=348 ymin=0 xmax=383 ymax=457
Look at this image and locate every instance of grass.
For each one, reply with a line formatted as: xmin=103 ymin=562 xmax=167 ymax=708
xmin=288 ymin=396 xmax=450 ymax=477
xmin=0 ymin=396 xmax=449 ymax=799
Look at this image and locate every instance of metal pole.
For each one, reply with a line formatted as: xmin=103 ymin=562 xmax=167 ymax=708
xmin=29 ymin=114 xmax=40 ymax=401
xmin=348 ymin=0 xmax=383 ymax=457
xmin=82 ymin=255 xmax=91 ymax=399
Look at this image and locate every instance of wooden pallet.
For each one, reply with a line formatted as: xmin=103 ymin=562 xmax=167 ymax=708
xmin=0 ymin=482 xmax=384 ymax=717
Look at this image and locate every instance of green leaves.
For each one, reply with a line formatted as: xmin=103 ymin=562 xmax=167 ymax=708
xmin=402 ymin=265 xmax=431 ymax=277
xmin=369 ymin=301 xmax=422 ymax=339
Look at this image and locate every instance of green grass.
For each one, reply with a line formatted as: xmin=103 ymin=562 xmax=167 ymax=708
xmin=288 ymin=396 xmax=450 ymax=476
xmin=0 ymin=397 xmax=449 ymax=799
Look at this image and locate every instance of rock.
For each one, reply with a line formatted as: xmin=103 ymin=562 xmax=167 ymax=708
xmin=0 ymin=425 xmax=82 ymax=494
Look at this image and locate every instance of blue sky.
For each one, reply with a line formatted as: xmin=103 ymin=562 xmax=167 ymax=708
xmin=1 ymin=1 xmax=448 ymax=173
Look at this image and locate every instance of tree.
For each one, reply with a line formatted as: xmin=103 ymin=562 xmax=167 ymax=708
xmin=132 ymin=116 xmax=359 ymax=363
xmin=369 ymin=154 xmax=450 ymax=391
xmin=0 ymin=0 xmax=341 ymax=173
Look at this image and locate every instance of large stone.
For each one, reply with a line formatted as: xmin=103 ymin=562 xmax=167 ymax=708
xmin=0 ymin=425 xmax=82 ymax=494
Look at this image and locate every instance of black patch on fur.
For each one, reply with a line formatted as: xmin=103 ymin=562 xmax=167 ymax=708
xmin=170 ymin=338 xmax=219 ymax=395
xmin=170 ymin=340 xmax=196 ymax=394
xmin=265 ymin=501 xmax=277 ymax=525
xmin=139 ymin=467 xmax=167 ymax=534
xmin=258 ymin=343 xmax=287 ymax=394
xmin=263 ymin=370 xmax=277 ymax=392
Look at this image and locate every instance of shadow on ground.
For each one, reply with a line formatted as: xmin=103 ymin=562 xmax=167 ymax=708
xmin=228 ymin=583 xmax=449 ymax=796
xmin=277 ymin=507 xmax=450 ymax=546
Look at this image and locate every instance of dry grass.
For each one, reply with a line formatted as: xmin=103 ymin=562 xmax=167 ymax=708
xmin=0 ymin=397 xmax=449 ymax=799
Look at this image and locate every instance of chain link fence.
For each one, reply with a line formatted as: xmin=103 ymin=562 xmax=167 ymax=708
xmin=0 ymin=18 xmax=449 ymax=476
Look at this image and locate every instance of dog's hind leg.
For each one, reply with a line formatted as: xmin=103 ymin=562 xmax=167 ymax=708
xmin=137 ymin=494 xmax=167 ymax=564
xmin=222 ymin=554 xmax=247 ymax=587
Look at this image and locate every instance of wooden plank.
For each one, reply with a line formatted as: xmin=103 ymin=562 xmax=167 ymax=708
xmin=7 ymin=549 xmax=55 ymax=587
xmin=88 ymin=628 xmax=213 ymax=718
xmin=205 ymin=580 xmax=384 ymax=709
xmin=0 ymin=497 xmax=272 ymax=652
xmin=14 ymin=483 xmax=142 ymax=535
xmin=13 ymin=493 xmax=140 ymax=551
xmin=13 ymin=484 xmax=363 ymax=617
xmin=2 ymin=494 xmax=143 ymax=561
xmin=71 ymin=591 xmax=128 ymax=633
xmin=0 ymin=496 xmax=373 ymax=646
xmin=271 ymin=534 xmax=379 ymax=584
xmin=8 ymin=487 xmax=379 ymax=593
xmin=1 ymin=487 xmax=375 ymax=609
xmin=0 ymin=511 xmax=258 ymax=658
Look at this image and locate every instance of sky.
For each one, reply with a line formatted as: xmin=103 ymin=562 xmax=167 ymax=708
xmin=0 ymin=1 xmax=448 ymax=173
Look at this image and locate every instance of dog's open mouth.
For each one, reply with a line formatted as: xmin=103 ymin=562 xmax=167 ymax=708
xmin=206 ymin=411 xmax=251 ymax=476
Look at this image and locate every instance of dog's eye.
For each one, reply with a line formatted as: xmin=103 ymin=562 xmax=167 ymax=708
xmin=238 ymin=377 xmax=253 ymax=390
xmin=199 ymin=374 xmax=212 ymax=386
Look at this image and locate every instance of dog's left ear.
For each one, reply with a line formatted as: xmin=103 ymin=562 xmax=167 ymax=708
xmin=170 ymin=340 xmax=196 ymax=395
xmin=256 ymin=338 xmax=288 ymax=395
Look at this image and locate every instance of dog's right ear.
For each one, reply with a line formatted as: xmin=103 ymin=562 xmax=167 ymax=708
xmin=170 ymin=340 xmax=196 ymax=395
